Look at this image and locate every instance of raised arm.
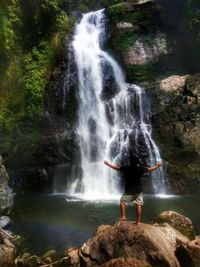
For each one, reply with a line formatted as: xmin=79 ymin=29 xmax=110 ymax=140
xmin=148 ymin=162 xmax=162 ymax=172
xmin=104 ymin=160 xmax=121 ymax=171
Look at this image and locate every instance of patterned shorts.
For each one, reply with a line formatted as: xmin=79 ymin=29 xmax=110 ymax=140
xmin=120 ymin=192 xmax=143 ymax=206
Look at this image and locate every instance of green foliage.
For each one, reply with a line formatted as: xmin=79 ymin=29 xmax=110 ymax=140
xmin=107 ymin=1 xmax=164 ymax=77
xmin=78 ymin=3 xmax=89 ymax=13
xmin=0 ymin=0 xmax=73 ymax=126
xmin=56 ymin=10 xmax=71 ymax=32
xmin=23 ymin=39 xmax=60 ymax=124
xmin=126 ymin=63 xmax=163 ymax=82
xmin=0 ymin=0 xmax=22 ymax=56
xmin=185 ymin=0 xmax=200 ymax=41
xmin=111 ymin=28 xmax=137 ymax=50
xmin=107 ymin=3 xmax=125 ymax=22
xmin=0 ymin=0 xmax=75 ymax=163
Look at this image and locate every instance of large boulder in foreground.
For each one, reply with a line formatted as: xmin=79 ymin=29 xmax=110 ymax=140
xmin=154 ymin=210 xmax=195 ymax=240
xmin=75 ymin=221 xmax=189 ymax=267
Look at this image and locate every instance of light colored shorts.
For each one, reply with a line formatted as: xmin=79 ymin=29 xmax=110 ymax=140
xmin=120 ymin=192 xmax=143 ymax=206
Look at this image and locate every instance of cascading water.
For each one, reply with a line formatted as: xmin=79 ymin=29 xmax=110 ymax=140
xmin=68 ymin=9 xmax=166 ymax=199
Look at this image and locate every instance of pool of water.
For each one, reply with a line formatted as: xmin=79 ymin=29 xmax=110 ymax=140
xmin=9 ymin=193 xmax=200 ymax=255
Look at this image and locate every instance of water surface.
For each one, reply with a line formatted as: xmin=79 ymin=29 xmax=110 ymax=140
xmin=10 ymin=193 xmax=200 ymax=255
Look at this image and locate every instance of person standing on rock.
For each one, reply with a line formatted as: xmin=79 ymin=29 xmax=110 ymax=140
xmin=104 ymin=157 xmax=161 ymax=224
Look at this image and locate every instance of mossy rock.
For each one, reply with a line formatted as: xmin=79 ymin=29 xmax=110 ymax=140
xmin=107 ymin=2 xmax=126 ymax=22
xmin=154 ymin=211 xmax=195 ymax=240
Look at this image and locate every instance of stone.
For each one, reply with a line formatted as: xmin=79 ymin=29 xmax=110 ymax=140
xmin=42 ymin=249 xmax=57 ymax=262
xmin=16 ymin=253 xmax=41 ymax=267
xmin=0 ymin=216 xmax=11 ymax=228
xmin=23 ymin=255 xmax=41 ymax=266
xmin=154 ymin=211 xmax=195 ymax=240
xmin=116 ymin=22 xmax=133 ymax=29
xmin=65 ymin=247 xmax=80 ymax=266
xmin=79 ymin=221 xmax=189 ymax=267
xmin=0 ymin=244 xmax=16 ymax=267
xmin=0 ymin=157 xmax=14 ymax=215
xmin=176 ymin=237 xmax=200 ymax=267
xmin=160 ymin=75 xmax=189 ymax=92
xmin=97 ymin=257 xmax=152 ymax=267
xmin=125 ymin=33 xmax=168 ymax=65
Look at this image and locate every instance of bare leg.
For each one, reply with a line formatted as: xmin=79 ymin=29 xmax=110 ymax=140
xmin=119 ymin=201 xmax=126 ymax=221
xmin=136 ymin=204 xmax=142 ymax=224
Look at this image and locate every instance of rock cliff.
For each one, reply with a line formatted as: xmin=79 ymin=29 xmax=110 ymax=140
xmin=0 ymin=156 xmax=13 ymax=216
xmin=149 ymin=73 xmax=200 ymax=193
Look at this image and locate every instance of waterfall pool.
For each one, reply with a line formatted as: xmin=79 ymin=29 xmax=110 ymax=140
xmin=9 ymin=193 xmax=200 ymax=255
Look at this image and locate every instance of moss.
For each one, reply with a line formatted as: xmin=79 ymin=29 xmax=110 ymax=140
xmin=125 ymin=63 xmax=163 ymax=82
xmin=106 ymin=1 xmax=169 ymax=82
xmin=78 ymin=3 xmax=89 ymax=13
xmin=23 ymin=40 xmax=57 ymax=124
xmin=0 ymin=0 xmax=76 ymax=170
xmin=107 ymin=29 xmax=138 ymax=55
xmin=107 ymin=2 xmax=126 ymax=22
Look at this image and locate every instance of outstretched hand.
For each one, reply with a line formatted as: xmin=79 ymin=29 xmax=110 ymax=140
xmin=157 ymin=162 xmax=162 ymax=167
xmin=104 ymin=160 xmax=109 ymax=165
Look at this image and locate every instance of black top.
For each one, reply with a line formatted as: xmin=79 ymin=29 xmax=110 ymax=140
xmin=119 ymin=164 xmax=148 ymax=194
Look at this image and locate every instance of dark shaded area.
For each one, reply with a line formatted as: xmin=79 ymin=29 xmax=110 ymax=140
xmin=155 ymin=0 xmax=200 ymax=74
xmin=175 ymin=245 xmax=194 ymax=267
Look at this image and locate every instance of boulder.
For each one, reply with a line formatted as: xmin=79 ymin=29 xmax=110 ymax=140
xmin=0 ymin=156 xmax=14 ymax=215
xmin=15 ymin=253 xmax=41 ymax=267
xmin=0 ymin=216 xmax=11 ymax=228
xmin=116 ymin=22 xmax=133 ymax=29
xmin=78 ymin=221 xmax=189 ymax=267
xmin=176 ymin=237 xmax=200 ymax=267
xmin=160 ymin=75 xmax=189 ymax=92
xmin=65 ymin=247 xmax=80 ymax=266
xmin=154 ymin=211 xmax=195 ymax=240
xmin=97 ymin=257 xmax=152 ymax=267
xmin=125 ymin=33 xmax=168 ymax=65
xmin=0 ymin=229 xmax=17 ymax=267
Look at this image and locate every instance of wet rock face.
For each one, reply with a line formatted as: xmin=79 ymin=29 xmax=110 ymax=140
xmin=150 ymin=73 xmax=200 ymax=193
xmin=45 ymin=40 xmax=78 ymax=131
xmin=0 ymin=156 xmax=13 ymax=216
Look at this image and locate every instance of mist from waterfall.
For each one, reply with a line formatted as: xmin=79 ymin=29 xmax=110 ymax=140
xmin=68 ymin=9 xmax=166 ymax=199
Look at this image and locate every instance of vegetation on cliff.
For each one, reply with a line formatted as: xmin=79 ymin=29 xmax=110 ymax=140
xmin=0 ymin=0 xmax=74 ymax=170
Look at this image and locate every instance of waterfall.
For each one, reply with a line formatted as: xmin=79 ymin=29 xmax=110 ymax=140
xmin=68 ymin=9 xmax=166 ymax=199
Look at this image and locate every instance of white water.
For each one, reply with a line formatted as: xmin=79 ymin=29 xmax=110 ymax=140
xmin=68 ymin=9 xmax=166 ymax=199
xmin=133 ymin=85 xmax=166 ymax=194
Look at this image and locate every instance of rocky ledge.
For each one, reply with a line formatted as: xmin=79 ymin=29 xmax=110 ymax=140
xmin=1 ymin=211 xmax=200 ymax=267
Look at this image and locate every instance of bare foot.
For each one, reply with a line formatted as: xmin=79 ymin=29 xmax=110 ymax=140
xmin=118 ymin=217 xmax=126 ymax=221
xmin=135 ymin=221 xmax=141 ymax=225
